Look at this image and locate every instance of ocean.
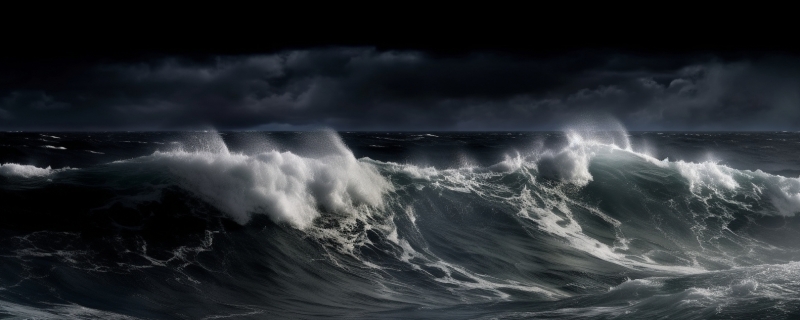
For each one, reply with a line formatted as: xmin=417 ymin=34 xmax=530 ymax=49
xmin=2 ymin=128 xmax=800 ymax=319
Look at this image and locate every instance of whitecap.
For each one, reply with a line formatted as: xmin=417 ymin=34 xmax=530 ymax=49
xmin=0 ymin=163 xmax=56 ymax=178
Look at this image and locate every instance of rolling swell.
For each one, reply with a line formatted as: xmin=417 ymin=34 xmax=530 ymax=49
xmin=2 ymin=130 xmax=800 ymax=318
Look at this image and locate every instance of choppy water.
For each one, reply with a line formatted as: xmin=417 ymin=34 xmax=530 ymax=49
xmin=2 ymin=128 xmax=800 ymax=319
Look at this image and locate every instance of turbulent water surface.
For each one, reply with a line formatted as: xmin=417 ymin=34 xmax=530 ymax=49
xmin=3 ymin=129 xmax=800 ymax=319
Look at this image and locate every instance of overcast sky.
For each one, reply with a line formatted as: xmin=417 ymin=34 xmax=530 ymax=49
xmin=1 ymin=46 xmax=798 ymax=131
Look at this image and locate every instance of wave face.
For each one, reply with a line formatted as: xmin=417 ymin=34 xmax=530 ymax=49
xmin=3 ymin=130 xmax=800 ymax=319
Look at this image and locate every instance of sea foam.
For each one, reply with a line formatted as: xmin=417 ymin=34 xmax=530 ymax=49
xmin=0 ymin=163 xmax=55 ymax=178
xmin=528 ymin=124 xmax=800 ymax=218
xmin=533 ymin=128 xmax=624 ymax=186
xmin=127 ymin=131 xmax=393 ymax=229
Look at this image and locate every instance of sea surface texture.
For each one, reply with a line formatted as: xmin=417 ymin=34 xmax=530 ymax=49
xmin=2 ymin=129 xmax=800 ymax=319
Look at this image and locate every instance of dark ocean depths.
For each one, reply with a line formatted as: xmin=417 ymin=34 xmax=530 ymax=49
xmin=3 ymin=128 xmax=800 ymax=319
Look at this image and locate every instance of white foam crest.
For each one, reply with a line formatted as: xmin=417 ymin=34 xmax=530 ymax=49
xmin=397 ymin=164 xmax=440 ymax=180
xmin=758 ymin=172 xmax=800 ymax=216
xmin=0 ymin=163 xmax=57 ymax=178
xmin=669 ymin=160 xmax=800 ymax=216
xmin=553 ymin=122 xmax=800 ymax=217
xmin=545 ymin=133 xmax=800 ymax=217
xmin=533 ymin=124 xmax=635 ymax=186
xmin=129 ymin=132 xmax=392 ymax=229
xmin=535 ymin=146 xmax=594 ymax=186
xmin=532 ymin=117 xmax=640 ymax=186
xmin=488 ymin=152 xmax=524 ymax=173
xmin=42 ymin=145 xmax=66 ymax=150
xmin=674 ymin=160 xmax=739 ymax=192
xmin=534 ymin=144 xmax=650 ymax=186
xmin=564 ymin=116 xmax=632 ymax=151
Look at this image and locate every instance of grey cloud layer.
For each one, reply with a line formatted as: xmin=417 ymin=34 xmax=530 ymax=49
xmin=0 ymin=49 xmax=798 ymax=131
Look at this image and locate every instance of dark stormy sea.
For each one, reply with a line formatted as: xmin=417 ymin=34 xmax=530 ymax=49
xmin=3 ymin=126 xmax=800 ymax=319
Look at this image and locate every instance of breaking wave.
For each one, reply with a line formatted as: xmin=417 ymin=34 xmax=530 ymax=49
xmin=4 ymin=126 xmax=800 ymax=318
xmin=113 ymin=131 xmax=392 ymax=228
xmin=0 ymin=163 xmax=59 ymax=178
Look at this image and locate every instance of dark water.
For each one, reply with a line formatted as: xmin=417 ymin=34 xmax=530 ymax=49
xmin=2 ymin=129 xmax=800 ymax=319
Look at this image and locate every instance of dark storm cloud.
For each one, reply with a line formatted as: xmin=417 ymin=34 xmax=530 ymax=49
xmin=0 ymin=48 xmax=798 ymax=131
